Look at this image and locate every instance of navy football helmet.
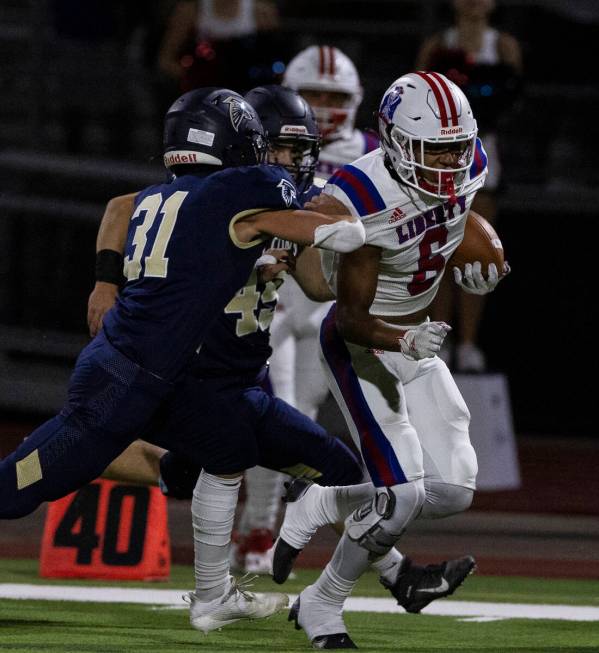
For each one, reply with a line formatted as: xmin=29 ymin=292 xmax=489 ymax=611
xmin=245 ymin=85 xmax=320 ymax=193
xmin=163 ymin=87 xmax=267 ymax=173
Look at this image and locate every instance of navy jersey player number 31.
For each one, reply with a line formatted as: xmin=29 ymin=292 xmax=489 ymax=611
xmin=0 ymin=87 xmax=365 ymax=521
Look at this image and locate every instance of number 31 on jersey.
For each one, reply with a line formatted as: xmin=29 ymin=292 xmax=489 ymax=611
xmin=124 ymin=191 xmax=188 ymax=281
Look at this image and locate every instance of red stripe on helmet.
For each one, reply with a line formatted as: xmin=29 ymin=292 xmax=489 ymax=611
xmin=429 ymin=72 xmax=458 ymax=126
xmin=329 ymin=46 xmax=336 ymax=75
xmin=318 ymin=46 xmax=325 ymax=75
xmin=415 ymin=71 xmax=449 ymax=127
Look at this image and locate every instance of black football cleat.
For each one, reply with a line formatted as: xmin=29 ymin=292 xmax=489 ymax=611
xmin=289 ymin=598 xmax=357 ymax=649
xmin=381 ymin=555 xmax=476 ymax=614
xmin=272 ymin=477 xmax=314 ymax=584
xmin=272 ymin=537 xmax=301 ymax=584
xmin=312 ymin=634 xmax=358 ymax=649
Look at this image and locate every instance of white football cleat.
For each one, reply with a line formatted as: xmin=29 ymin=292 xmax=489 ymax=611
xmin=184 ymin=575 xmax=288 ymax=634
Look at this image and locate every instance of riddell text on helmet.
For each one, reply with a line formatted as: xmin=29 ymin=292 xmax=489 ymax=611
xmin=439 ymin=126 xmax=464 ymax=136
xmin=164 ymin=151 xmax=200 ymax=166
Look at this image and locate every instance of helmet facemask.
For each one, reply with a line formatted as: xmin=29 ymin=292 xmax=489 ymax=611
xmin=269 ymin=135 xmax=320 ymax=193
xmin=385 ymin=124 xmax=476 ymax=201
xmin=308 ymin=98 xmax=357 ymax=142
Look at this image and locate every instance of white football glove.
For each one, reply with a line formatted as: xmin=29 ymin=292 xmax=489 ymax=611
xmin=453 ymin=261 xmax=503 ymax=295
xmin=398 ymin=319 xmax=452 ymax=361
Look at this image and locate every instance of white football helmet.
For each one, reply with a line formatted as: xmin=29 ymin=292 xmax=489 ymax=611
xmin=283 ymin=45 xmax=363 ymax=142
xmin=378 ymin=72 xmax=478 ymax=201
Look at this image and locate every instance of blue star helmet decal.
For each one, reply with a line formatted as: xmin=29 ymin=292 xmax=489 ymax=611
xmin=223 ymin=96 xmax=256 ymax=132
xmin=380 ymin=85 xmax=404 ymax=123
xmin=277 ymin=179 xmax=297 ymax=207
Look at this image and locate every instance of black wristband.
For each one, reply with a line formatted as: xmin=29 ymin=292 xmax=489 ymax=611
xmin=95 ymin=249 xmax=125 ymax=285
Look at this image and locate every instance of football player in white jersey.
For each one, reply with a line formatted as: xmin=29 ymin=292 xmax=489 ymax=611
xmin=238 ymin=44 xmax=379 ymax=573
xmin=284 ymin=44 xmax=379 ymax=179
xmin=272 ymin=71 xmax=509 ymax=648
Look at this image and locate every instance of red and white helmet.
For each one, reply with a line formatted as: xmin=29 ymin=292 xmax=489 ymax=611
xmin=283 ymin=45 xmax=363 ymax=141
xmin=378 ymin=71 xmax=478 ymax=200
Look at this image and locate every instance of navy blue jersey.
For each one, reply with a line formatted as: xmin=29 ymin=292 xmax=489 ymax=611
xmin=102 ymin=165 xmax=300 ymax=381
xmin=192 ymin=268 xmax=282 ymax=375
xmin=192 ymin=182 xmax=322 ymax=376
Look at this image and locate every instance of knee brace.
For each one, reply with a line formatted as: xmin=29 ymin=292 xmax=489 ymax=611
xmin=419 ymin=481 xmax=474 ymax=519
xmin=345 ymin=479 xmax=425 ymax=559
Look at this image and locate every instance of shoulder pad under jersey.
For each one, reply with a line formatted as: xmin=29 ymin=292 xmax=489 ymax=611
xmin=213 ymin=165 xmax=302 ymax=211
xmin=323 ymin=149 xmax=391 ymax=217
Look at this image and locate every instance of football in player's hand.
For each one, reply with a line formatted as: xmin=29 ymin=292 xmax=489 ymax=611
xmin=449 ymin=211 xmax=505 ymax=277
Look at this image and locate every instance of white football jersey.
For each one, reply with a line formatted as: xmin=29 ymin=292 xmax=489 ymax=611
xmin=322 ymin=139 xmax=488 ymax=316
xmin=316 ymin=129 xmax=379 ymax=180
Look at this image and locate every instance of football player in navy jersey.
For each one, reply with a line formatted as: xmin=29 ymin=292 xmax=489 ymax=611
xmin=88 ymin=88 xmax=364 ymax=618
xmin=0 ymin=87 xmax=366 ymax=632
xmin=98 ymin=85 xmax=342 ymax=573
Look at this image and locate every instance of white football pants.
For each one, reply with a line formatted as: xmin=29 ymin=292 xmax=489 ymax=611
xmin=319 ymin=312 xmax=478 ymax=491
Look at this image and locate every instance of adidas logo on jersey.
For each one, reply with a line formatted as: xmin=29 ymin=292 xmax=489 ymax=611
xmin=388 ymin=207 xmax=406 ymax=224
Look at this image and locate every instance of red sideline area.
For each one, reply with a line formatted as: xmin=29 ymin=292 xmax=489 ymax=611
xmin=2 ymin=422 xmax=598 ymax=579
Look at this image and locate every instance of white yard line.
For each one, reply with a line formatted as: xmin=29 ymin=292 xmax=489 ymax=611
xmin=0 ymin=583 xmax=597 ymax=622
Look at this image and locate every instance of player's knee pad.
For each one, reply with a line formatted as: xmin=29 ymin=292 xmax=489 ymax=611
xmin=159 ymin=451 xmax=201 ymax=500
xmin=345 ymin=479 xmax=425 ymax=558
xmin=420 ymin=481 xmax=474 ymax=519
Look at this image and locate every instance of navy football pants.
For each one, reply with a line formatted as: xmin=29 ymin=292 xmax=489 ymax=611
xmin=144 ymin=370 xmax=362 ymax=481
xmin=157 ymin=392 xmax=363 ymax=499
xmin=0 ymin=333 xmax=171 ymax=519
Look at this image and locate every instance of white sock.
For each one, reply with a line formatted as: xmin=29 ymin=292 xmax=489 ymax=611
xmin=281 ymin=482 xmax=375 ymax=551
xmin=192 ymin=470 xmax=242 ymax=601
xmin=313 ymin=533 xmax=369 ymax=606
xmin=371 ymin=548 xmax=404 ymax=585
xmin=238 ymin=466 xmax=286 ymax=535
xmin=317 ymin=482 xmax=375 ymax=524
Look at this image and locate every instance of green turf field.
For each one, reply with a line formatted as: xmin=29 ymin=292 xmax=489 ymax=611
xmin=1 ymin=559 xmax=598 ymax=652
